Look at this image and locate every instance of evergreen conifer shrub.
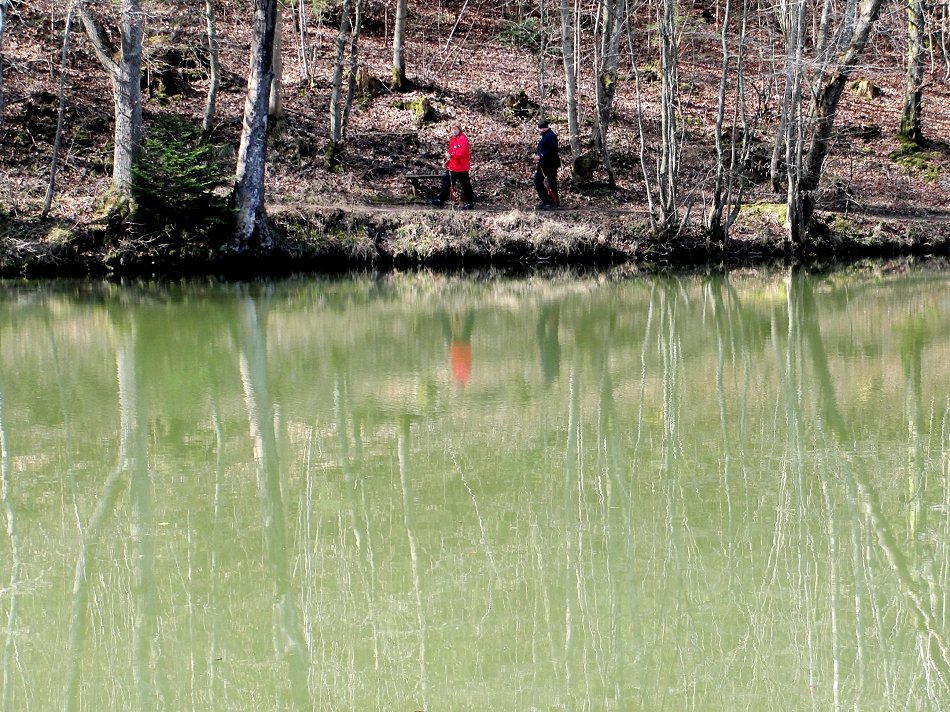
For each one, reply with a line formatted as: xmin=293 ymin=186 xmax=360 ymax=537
xmin=131 ymin=115 xmax=234 ymax=244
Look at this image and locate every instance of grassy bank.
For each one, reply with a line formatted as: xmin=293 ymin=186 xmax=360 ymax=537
xmin=2 ymin=205 xmax=950 ymax=279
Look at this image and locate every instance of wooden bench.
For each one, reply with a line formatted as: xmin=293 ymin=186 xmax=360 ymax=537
xmin=405 ymin=172 xmax=443 ymax=198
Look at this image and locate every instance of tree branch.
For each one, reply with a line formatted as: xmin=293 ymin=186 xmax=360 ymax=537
xmin=78 ymin=3 xmax=120 ymax=80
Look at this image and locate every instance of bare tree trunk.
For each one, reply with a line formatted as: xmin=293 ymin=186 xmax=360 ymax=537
xmin=592 ymin=0 xmax=624 ymax=187
xmin=0 ymin=0 xmax=8 ymax=136
xmin=938 ymin=3 xmax=950 ymax=78
xmin=342 ymin=0 xmax=364 ymax=130
xmin=327 ymin=0 xmax=352 ymax=169
xmin=628 ymin=21 xmax=659 ymax=226
xmin=537 ymin=0 xmax=549 ymax=116
xmin=269 ymin=0 xmax=284 ymax=126
xmin=782 ymin=0 xmax=806 ymax=239
xmin=42 ymin=4 xmax=76 ymax=220
xmin=707 ymin=0 xmax=732 ymax=237
xmin=558 ymin=0 xmax=581 ymax=157
xmin=899 ymin=0 xmax=927 ymax=143
xmin=633 ymin=88 xmax=657 ymax=214
xmin=203 ymin=0 xmax=221 ymax=138
xmin=788 ymin=0 xmax=885 ymax=241
xmin=815 ymin=0 xmax=835 ymax=62
xmin=78 ymin=0 xmax=144 ymax=197
xmin=770 ymin=0 xmax=797 ymax=193
xmin=392 ymin=0 xmax=409 ymax=89
xmin=656 ymin=0 xmax=681 ymax=234
xmin=706 ymin=0 xmax=749 ymax=240
xmin=326 ymin=0 xmax=363 ymax=169
xmin=295 ymin=0 xmax=311 ymax=82
xmin=769 ymin=85 xmax=790 ymax=192
xmin=112 ymin=1 xmax=144 ymax=196
xmin=234 ymin=0 xmax=279 ymax=250
xmin=841 ymin=0 xmax=858 ymax=47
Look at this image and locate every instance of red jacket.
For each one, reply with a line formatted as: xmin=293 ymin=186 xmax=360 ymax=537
xmin=446 ymin=132 xmax=471 ymax=173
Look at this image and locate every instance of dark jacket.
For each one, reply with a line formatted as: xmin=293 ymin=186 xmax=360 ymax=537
xmin=536 ymin=129 xmax=560 ymax=171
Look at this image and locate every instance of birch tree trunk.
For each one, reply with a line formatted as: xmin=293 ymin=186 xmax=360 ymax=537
xmin=79 ymin=0 xmax=144 ymax=197
xmin=234 ymin=0 xmax=279 ymax=250
xmin=392 ymin=0 xmax=409 ymax=89
xmin=203 ymin=0 xmax=221 ymax=137
xmin=899 ymin=0 xmax=926 ymax=144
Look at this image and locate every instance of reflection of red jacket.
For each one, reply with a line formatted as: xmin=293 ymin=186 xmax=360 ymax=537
xmin=451 ymin=341 xmax=472 ymax=386
xmin=447 ymin=132 xmax=471 ymax=172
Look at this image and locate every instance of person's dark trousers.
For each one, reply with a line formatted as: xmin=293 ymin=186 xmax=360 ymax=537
xmin=440 ymin=170 xmax=474 ymax=204
xmin=534 ymin=164 xmax=559 ymax=205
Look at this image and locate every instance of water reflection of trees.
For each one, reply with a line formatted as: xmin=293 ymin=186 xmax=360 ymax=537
xmin=555 ymin=270 xmax=950 ymax=709
xmin=0 ymin=385 xmax=22 ymax=712
xmin=778 ymin=271 xmax=950 ymax=708
xmin=0 ymin=287 xmax=319 ymax=708
xmin=61 ymin=319 xmax=151 ymax=712
xmin=235 ymin=293 xmax=311 ymax=709
xmin=3 ymin=274 xmax=950 ymax=708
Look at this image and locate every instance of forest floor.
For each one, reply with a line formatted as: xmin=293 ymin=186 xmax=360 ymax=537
xmin=3 ymin=0 xmax=950 ymax=277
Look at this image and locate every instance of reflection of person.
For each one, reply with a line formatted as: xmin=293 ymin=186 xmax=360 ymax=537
xmin=434 ymin=125 xmax=474 ymax=209
xmin=442 ymin=310 xmax=475 ymax=386
xmin=533 ymin=119 xmax=560 ymax=210
xmin=537 ymin=304 xmax=561 ymax=385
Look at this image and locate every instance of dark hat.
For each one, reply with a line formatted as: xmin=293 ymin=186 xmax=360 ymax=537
xmin=537 ymin=119 xmax=549 ymax=129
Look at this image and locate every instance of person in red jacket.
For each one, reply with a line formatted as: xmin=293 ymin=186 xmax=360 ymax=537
xmin=434 ymin=125 xmax=474 ymax=209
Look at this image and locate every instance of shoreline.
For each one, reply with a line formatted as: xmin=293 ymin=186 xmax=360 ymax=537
xmin=3 ymin=204 xmax=950 ymax=279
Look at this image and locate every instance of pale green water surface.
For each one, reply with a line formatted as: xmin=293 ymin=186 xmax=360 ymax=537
xmin=1 ymin=268 xmax=950 ymax=710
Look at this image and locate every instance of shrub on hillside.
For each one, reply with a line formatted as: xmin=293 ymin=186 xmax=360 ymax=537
xmin=130 ymin=115 xmax=234 ymax=244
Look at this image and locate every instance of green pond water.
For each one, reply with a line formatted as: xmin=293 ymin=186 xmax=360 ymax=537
xmin=1 ymin=268 xmax=950 ymax=711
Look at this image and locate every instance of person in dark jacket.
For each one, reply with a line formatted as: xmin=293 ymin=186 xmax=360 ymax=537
xmin=533 ymin=120 xmax=560 ymax=209
xmin=434 ymin=125 xmax=474 ymax=209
